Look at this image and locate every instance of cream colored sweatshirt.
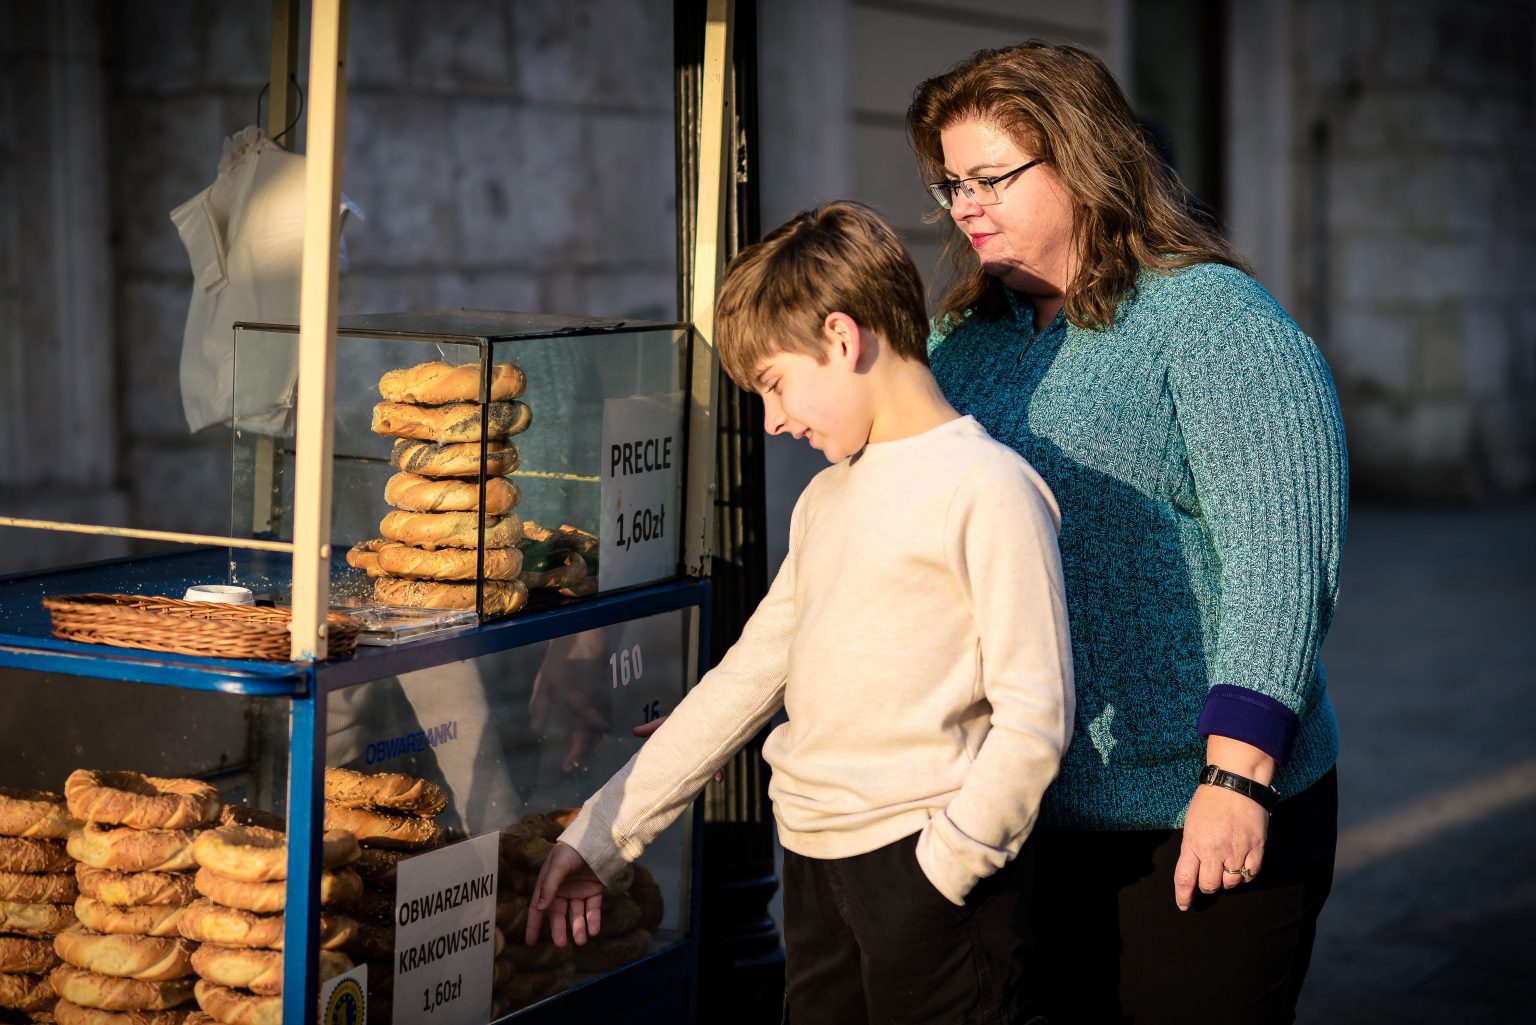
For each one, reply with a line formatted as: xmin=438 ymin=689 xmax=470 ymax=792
xmin=559 ymin=415 xmax=1075 ymax=905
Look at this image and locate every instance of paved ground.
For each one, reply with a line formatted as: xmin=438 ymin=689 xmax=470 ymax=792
xmin=1296 ymin=502 xmax=1536 ymax=1023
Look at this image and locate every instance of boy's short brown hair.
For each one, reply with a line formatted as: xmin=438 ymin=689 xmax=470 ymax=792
xmin=714 ymin=201 xmax=929 ymax=390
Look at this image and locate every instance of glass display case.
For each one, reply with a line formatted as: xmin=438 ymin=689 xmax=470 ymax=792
xmin=0 ymin=305 xmax=707 ymax=1025
xmin=0 ymin=549 xmax=708 ymax=1025
xmin=228 ymin=311 xmax=691 ymax=621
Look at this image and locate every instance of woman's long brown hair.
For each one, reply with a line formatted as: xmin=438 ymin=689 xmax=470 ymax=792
xmin=907 ymin=41 xmax=1251 ymax=330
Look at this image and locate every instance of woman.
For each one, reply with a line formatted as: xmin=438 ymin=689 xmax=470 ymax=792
xmin=907 ymin=42 xmax=1345 ymax=1024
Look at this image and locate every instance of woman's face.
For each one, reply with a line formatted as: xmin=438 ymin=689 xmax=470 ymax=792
xmin=938 ymin=117 xmax=1077 ymax=298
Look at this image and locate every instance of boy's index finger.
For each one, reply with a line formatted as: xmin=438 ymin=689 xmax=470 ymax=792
xmin=523 ymin=900 xmax=544 ymax=946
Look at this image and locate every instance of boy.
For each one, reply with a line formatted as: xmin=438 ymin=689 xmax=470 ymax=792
xmin=525 ymin=201 xmax=1073 ymax=1024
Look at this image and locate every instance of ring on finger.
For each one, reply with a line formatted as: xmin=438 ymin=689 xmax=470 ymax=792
xmin=1222 ymin=866 xmax=1252 ymax=879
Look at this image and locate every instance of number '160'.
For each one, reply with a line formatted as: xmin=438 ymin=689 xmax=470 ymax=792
xmin=609 ymin=644 xmax=643 ymax=689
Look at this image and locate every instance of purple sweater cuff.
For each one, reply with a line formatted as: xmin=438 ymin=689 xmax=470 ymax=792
xmin=1197 ymin=685 xmax=1299 ymax=763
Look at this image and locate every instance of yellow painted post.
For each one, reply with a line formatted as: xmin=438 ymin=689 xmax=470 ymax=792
xmin=683 ymin=0 xmax=734 ymax=578
xmin=288 ymin=0 xmax=349 ymax=661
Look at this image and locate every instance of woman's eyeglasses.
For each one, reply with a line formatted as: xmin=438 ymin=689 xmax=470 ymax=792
xmin=926 ymin=158 xmax=1043 ymax=209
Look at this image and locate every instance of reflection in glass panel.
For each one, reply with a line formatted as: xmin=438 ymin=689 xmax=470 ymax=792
xmin=322 ymin=606 xmax=697 ymax=1015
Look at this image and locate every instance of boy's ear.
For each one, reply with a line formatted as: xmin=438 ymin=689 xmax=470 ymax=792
xmin=822 ymin=311 xmax=862 ymax=368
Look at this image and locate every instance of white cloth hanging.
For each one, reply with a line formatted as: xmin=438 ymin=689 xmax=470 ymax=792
xmin=170 ymin=126 xmax=362 ymax=433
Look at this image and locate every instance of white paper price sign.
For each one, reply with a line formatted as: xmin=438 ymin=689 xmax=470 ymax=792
xmin=391 ymin=832 xmax=499 ymax=1025
xmin=600 ymin=393 xmax=685 ymax=590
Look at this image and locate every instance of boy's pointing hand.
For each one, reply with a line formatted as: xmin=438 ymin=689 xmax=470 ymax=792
xmin=525 ymin=841 xmax=606 ymax=948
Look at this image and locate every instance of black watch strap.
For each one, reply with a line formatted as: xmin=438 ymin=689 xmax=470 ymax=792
xmin=1199 ymin=764 xmax=1280 ymax=814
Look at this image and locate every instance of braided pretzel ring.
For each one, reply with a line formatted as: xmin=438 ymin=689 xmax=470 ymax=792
xmin=52 ymin=925 xmax=195 ymax=982
xmin=49 ymin=964 xmax=194 ymax=1011
xmin=0 ymin=869 xmax=76 ymax=904
xmin=73 ymin=897 xmax=184 ymax=940
xmin=193 ymin=979 xmax=280 ymax=1025
xmin=67 ymin=825 xmax=196 ymax=874
xmin=193 ymin=866 xmax=362 ymax=914
xmin=323 ymin=768 xmax=448 ymax=816
xmin=0 ymin=897 xmax=76 ymax=937
xmin=75 ymin=867 xmax=196 ymax=909
xmin=0 ymin=933 xmax=59 ymax=974
xmin=0 ymin=969 xmax=55 ymax=1011
xmin=188 ymin=946 xmax=352 ymax=997
xmin=174 ymin=900 xmax=355 ymax=952
xmin=54 ymin=998 xmax=202 ymax=1024
xmin=190 ymin=825 xmax=357 ymax=884
xmin=0 ymin=787 xmax=77 ymax=840
xmin=64 ymin=772 xmax=220 ymax=831
xmin=0 ymin=837 xmax=72 ymax=874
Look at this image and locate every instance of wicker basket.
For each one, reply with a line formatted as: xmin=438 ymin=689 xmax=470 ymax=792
xmin=41 ymin=594 xmax=360 ymax=661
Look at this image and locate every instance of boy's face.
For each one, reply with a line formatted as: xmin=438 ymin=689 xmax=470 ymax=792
xmin=753 ymin=330 xmax=870 ymax=464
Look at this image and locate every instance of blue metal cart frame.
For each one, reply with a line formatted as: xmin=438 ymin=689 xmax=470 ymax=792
xmin=0 ymin=549 xmax=709 ymax=1024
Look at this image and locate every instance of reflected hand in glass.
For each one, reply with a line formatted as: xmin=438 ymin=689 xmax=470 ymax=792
xmin=529 ymin=629 xmax=612 ymax=773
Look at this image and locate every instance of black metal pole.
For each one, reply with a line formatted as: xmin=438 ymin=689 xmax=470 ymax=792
xmin=674 ymin=1 xmax=783 ymax=1019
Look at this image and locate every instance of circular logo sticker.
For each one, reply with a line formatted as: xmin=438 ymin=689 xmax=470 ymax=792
xmin=324 ymin=975 xmax=366 ymax=1025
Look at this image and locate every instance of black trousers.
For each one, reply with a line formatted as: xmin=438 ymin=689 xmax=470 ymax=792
xmin=782 ymin=832 xmax=1044 ymax=1025
xmin=1030 ymin=769 xmax=1338 ymax=1025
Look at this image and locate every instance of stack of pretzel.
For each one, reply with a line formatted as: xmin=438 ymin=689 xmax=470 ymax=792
xmin=350 ymin=360 xmax=533 ymax=617
xmin=322 ymin=768 xmax=449 ymax=1024
xmin=180 ymin=807 xmax=360 ymax=1025
xmin=45 ymin=770 xmax=227 ymax=1023
xmin=0 ymin=787 xmax=79 ymax=1022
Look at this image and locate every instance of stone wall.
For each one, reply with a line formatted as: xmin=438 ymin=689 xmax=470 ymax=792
xmin=1 ymin=0 xmax=676 ymax=574
xmin=1289 ymin=0 xmax=1536 ymax=502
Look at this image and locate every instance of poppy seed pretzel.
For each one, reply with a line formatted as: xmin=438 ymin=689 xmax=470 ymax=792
xmin=322 ymin=769 xmax=447 ymax=817
xmin=322 ymin=804 xmax=444 ymax=852
xmin=383 ymin=471 xmax=520 ymax=514
xmin=370 ymin=399 xmax=531 ymax=445
xmin=388 ymin=439 xmax=520 ymax=478
xmin=377 ymin=510 xmax=522 ymax=551
xmin=372 ymin=576 xmax=528 ymax=616
xmin=376 ymin=541 xmax=525 ymax=582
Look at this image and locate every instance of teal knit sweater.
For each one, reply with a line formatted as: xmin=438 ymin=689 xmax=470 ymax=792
xmin=929 ymin=264 xmax=1346 ymax=830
